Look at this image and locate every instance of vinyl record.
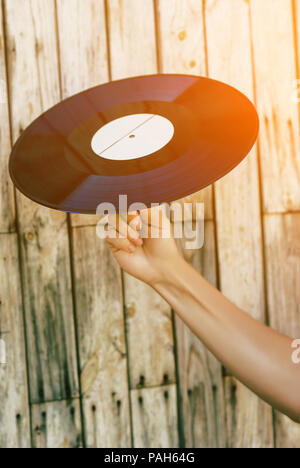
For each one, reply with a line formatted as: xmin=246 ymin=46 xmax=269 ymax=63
xmin=9 ymin=74 xmax=259 ymax=214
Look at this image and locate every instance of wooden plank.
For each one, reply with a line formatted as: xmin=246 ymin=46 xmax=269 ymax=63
xmin=0 ymin=233 xmax=31 ymax=448
xmin=296 ymin=0 xmax=300 ymax=67
xmin=250 ymin=0 xmax=300 ymax=213
xmin=106 ymin=0 xmax=157 ymax=80
xmin=72 ymin=226 xmax=131 ymax=448
xmin=106 ymin=0 xmax=178 ymax=442
xmin=32 ymin=399 xmax=82 ymax=448
xmin=205 ymin=0 xmax=273 ymax=448
xmin=175 ymin=221 xmax=226 ymax=448
xmin=155 ymin=0 xmax=219 ymax=447
xmin=131 ymin=385 xmax=178 ymax=448
xmin=108 ymin=0 xmax=176 ymax=385
xmin=264 ymin=213 xmax=300 ymax=448
xmin=56 ymin=0 xmax=110 ymax=228
xmin=4 ymin=0 xmax=79 ymax=403
xmin=297 ymin=0 xmax=300 ymax=77
xmin=224 ymin=376 xmax=273 ymax=449
xmin=124 ymin=274 xmax=175 ymax=389
xmin=0 ymin=2 xmax=15 ymax=233
xmin=156 ymin=0 xmax=212 ymax=220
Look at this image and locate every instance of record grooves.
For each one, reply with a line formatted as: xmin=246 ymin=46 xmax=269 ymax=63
xmin=9 ymin=74 xmax=259 ymax=214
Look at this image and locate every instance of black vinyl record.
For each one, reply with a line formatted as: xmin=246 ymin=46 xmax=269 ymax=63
xmin=9 ymin=74 xmax=259 ymax=214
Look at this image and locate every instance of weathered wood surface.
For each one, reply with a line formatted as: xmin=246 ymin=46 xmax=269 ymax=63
xmin=175 ymin=221 xmax=226 ymax=448
xmin=32 ymin=399 xmax=82 ymax=448
xmin=224 ymin=376 xmax=273 ymax=449
xmin=156 ymin=0 xmax=213 ymax=221
xmin=250 ymin=0 xmax=300 ymax=213
xmin=124 ymin=275 xmax=175 ymax=389
xmin=264 ymin=214 xmax=300 ymax=448
xmin=4 ymin=0 xmax=79 ymax=403
xmin=131 ymin=385 xmax=178 ymax=448
xmin=0 ymin=234 xmax=31 ymax=448
xmin=56 ymin=0 xmax=131 ymax=448
xmin=56 ymin=0 xmax=109 ymax=228
xmin=107 ymin=0 xmax=157 ymax=80
xmin=1 ymin=0 xmax=300 ymax=449
xmin=72 ymin=226 xmax=131 ymax=448
xmin=156 ymin=1 xmax=223 ymax=448
xmin=205 ymin=0 xmax=274 ymax=448
xmin=0 ymin=4 xmax=15 ymax=233
xmin=108 ymin=0 xmax=177 ymax=401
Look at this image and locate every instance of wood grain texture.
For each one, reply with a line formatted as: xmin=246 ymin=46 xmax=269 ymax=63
xmin=224 ymin=376 xmax=273 ymax=449
xmin=72 ymin=226 xmax=131 ymax=448
xmin=108 ymin=0 xmax=176 ymax=390
xmin=205 ymin=0 xmax=273 ymax=448
xmin=1 ymin=0 xmax=299 ymax=449
xmin=56 ymin=0 xmax=110 ymax=228
xmin=297 ymin=0 xmax=300 ymax=77
xmin=156 ymin=0 xmax=212 ymax=220
xmin=124 ymin=274 xmax=175 ymax=389
xmin=107 ymin=0 xmax=157 ymax=80
xmin=0 ymin=234 xmax=31 ymax=448
xmin=106 ymin=0 xmax=178 ymax=443
xmin=250 ymin=0 xmax=300 ymax=213
xmin=156 ymin=0 xmax=222 ymax=448
xmin=4 ymin=0 xmax=79 ymax=403
xmin=32 ymin=399 xmax=82 ymax=448
xmin=264 ymin=213 xmax=300 ymax=448
xmin=175 ymin=221 xmax=226 ymax=448
xmin=0 ymin=3 xmax=15 ymax=233
xmin=131 ymin=385 xmax=178 ymax=448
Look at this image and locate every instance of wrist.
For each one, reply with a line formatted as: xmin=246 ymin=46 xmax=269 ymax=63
xmin=150 ymin=255 xmax=187 ymax=293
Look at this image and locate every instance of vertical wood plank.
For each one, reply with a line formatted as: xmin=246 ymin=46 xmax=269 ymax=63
xmin=56 ymin=0 xmax=110 ymax=228
xmin=56 ymin=0 xmax=131 ymax=447
xmin=175 ymin=221 xmax=226 ymax=448
xmin=296 ymin=0 xmax=300 ymax=78
xmin=156 ymin=0 xmax=212 ymax=220
xmin=264 ymin=213 xmax=300 ymax=448
xmin=156 ymin=0 xmax=222 ymax=447
xmin=205 ymin=0 xmax=273 ymax=448
xmin=131 ymin=385 xmax=178 ymax=448
xmin=224 ymin=376 xmax=273 ymax=449
xmin=107 ymin=0 xmax=178 ymax=446
xmin=56 ymin=0 xmax=109 ymax=99
xmin=4 ymin=0 xmax=79 ymax=403
xmin=32 ymin=399 xmax=82 ymax=448
xmin=124 ymin=275 xmax=175 ymax=389
xmin=107 ymin=0 xmax=157 ymax=80
xmin=0 ymin=2 xmax=15 ymax=233
xmin=72 ymin=226 xmax=131 ymax=448
xmin=250 ymin=0 xmax=300 ymax=213
xmin=0 ymin=233 xmax=31 ymax=448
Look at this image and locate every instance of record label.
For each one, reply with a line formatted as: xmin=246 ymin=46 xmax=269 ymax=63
xmin=91 ymin=113 xmax=175 ymax=160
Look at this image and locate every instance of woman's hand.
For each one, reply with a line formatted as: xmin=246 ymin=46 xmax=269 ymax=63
xmin=105 ymin=205 xmax=181 ymax=286
xmin=105 ymin=205 xmax=300 ymax=424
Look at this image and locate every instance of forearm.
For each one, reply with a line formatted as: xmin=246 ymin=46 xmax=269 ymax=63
xmin=153 ymin=257 xmax=300 ymax=422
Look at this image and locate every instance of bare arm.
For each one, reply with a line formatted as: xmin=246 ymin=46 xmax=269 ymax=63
xmin=106 ymin=208 xmax=300 ymax=423
xmin=153 ymin=256 xmax=300 ymax=423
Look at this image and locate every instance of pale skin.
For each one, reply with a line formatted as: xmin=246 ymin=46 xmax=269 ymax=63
xmin=106 ymin=206 xmax=300 ymax=424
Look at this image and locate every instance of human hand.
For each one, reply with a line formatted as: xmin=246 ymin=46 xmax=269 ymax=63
xmin=105 ymin=205 xmax=181 ymax=286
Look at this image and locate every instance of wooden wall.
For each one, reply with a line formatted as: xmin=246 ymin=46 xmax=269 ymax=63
xmin=0 ymin=0 xmax=299 ymax=448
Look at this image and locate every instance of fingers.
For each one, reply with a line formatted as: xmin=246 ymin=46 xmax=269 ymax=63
xmin=106 ymin=229 xmax=137 ymax=254
xmin=139 ymin=204 xmax=171 ymax=238
xmin=107 ymin=212 xmax=143 ymax=247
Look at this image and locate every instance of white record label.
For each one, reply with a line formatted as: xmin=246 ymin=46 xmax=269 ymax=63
xmin=91 ymin=113 xmax=175 ymax=161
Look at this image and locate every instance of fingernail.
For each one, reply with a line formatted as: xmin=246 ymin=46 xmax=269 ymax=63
xmin=136 ymin=237 xmax=143 ymax=246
